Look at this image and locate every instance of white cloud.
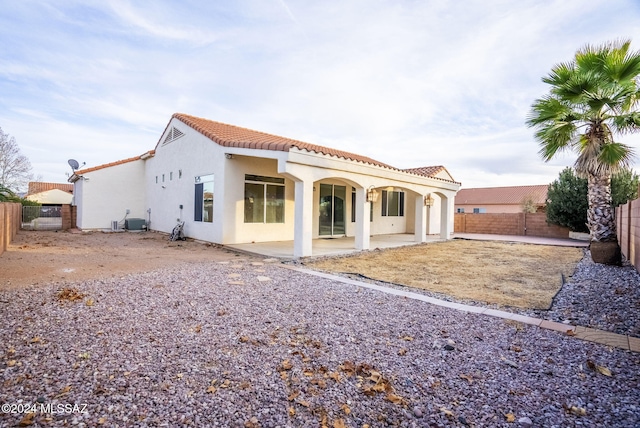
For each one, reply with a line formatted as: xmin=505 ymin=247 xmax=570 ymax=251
xmin=1 ymin=0 xmax=639 ymax=188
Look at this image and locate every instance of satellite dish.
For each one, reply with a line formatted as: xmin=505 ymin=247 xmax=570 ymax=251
xmin=68 ymin=159 xmax=80 ymax=171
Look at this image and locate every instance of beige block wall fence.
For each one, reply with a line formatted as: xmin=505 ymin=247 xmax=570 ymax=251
xmin=0 ymin=203 xmax=21 ymax=257
xmin=454 ymin=212 xmax=571 ymax=238
xmin=616 ymin=199 xmax=640 ymax=271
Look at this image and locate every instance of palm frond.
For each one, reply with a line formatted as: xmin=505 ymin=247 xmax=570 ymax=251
xmin=542 ymin=62 xmax=575 ymax=87
xmin=535 ymin=121 xmax=578 ymax=161
xmin=600 ymin=39 xmax=640 ymax=82
xmin=599 ymin=141 xmax=635 ymax=169
xmin=612 ymin=111 xmax=640 ymax=133
xmin=0 ymin=184 xmax=17 ymax=202
xmin=529 ymin=39 xmax=640 ymax=170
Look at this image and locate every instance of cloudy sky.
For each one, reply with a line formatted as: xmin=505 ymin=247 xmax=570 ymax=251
xmin=2 ymin=0 xmax=640 ymax=189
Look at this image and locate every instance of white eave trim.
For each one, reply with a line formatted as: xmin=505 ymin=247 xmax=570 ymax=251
xmin=68 ymin=173 xmax=82 ymax=183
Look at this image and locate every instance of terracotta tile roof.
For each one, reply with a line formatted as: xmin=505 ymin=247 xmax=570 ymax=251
xmin=27 ymin=182 xmax=73 ymax=195
xmin=169 ymin=113 xmax=397 ymax=169
xmin=455 ymin=185 xmax=548 ymax=205
xmin=71 ymin=114 xmax=459 ymax=186
xmin=74 ymin=151 xmax=155 ymax=175
xmin=168 ymin=113 xmax=459 ymax=184
xmin=402 ymin=166 xmax=460 ymax=184
xmin=402 ymin=166 xmax=446 ymax=177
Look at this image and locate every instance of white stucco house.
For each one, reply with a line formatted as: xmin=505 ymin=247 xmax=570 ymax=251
xmin=69 ymin=113 xmax=461 ymax=257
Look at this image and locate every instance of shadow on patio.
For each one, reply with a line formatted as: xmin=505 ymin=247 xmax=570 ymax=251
xmin=225 ymin=233 xmax=446 ymax=259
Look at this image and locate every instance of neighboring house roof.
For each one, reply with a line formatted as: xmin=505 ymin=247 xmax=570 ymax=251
xmin=455 ymin=185 xmax=548 ymax=205
xmin=165 ymin=113 xmax=459 ymax=184
xmin=27 ymin=182 xmax=73 ymax=195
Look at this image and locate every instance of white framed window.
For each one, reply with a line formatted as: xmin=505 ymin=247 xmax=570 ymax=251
xmin=457 ymin=208 xmax=465 ymax=213
xmin=244 ymin=174 xmax=285 ymax=223
xmin=473 ymin=207 xmax=486 ymax=214
xmin=194 ymin=174 xmax=214 ymax=222
xmin=381 ymin=190 xmax=405 ymax=217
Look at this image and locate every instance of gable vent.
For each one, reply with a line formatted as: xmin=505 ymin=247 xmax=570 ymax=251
xmin=163 ymin=126 xmax=185 ymax=145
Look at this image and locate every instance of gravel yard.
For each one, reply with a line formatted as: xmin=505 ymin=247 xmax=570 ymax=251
xmin=1 ymin=251 xmax=639 ymax=427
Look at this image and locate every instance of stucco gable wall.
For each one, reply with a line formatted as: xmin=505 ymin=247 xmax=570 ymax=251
xmin=76 ymin=160 xmax=146 ymax=230
xmin=146 ymin=120 xmax=226 ymax=241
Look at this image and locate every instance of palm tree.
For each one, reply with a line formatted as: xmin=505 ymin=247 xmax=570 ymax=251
xmin=527 ymin=40 xmax=640 ymax=263
xmin=0 ymin=184 xmax=17 ymax=202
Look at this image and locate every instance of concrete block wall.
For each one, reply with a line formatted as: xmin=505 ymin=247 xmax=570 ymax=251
xmin=524 ymin=214 xmax=571 ymax=238
xmin=454 ymin=212 xmax=570 ymax=239
xmin=617 ymin=199 xmax=640 ymax=270
xmin=61 ymin=204 xmax=75 ymax=230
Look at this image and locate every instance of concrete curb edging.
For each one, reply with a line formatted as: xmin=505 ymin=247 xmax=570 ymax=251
xmin=280 ymin=264 xmax=639 ymax=353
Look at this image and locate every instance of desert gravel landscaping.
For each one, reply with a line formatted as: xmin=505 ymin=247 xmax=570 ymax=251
xmin=0 ymin=231 xmax=639 ymax=427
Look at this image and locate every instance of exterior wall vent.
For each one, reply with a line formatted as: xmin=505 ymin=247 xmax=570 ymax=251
xmin=162 ymin=127 xmax=185 ymax=145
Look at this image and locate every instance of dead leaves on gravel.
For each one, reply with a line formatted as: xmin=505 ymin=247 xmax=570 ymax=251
xmin=56 ymin=287 xmax=94 ymax=306
xmin=585 ymin=359 xmax=612 ymax=377
xmin=56 ymin=287 xmax=85 ymax=302
xmin=280 ymin=356 xmax=408 ymax=427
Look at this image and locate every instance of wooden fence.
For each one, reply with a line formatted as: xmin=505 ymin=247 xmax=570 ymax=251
xmin=454 ymin=212 xmax=571 ymax=239
xmin=0 ymin=202 xmax=22 ymax=257
xmin=616 ymin=199 xmax=640 ymax=270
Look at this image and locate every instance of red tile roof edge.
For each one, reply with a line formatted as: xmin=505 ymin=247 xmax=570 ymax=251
xmin=75 ymin=150 xmax=155 ymax=175
xmin=165 ymin=113 xmax=459 ymax=185
xmin=171 ymin=113 xmax=394 ymax=168
xmin=402 ymin=166 xmax=461 ymax=185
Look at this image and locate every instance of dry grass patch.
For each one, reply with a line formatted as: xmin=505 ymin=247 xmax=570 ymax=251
xmin=306 ymin=240 xmax=584 ymax=309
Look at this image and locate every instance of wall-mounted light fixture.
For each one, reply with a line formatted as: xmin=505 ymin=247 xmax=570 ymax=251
xmin=225 ymin=153 xmax=233 ymax=159
xmin=424 ymin=193 xmax=435 ymax=207
xmin=366 ymin=186 xmax=379 ymax=203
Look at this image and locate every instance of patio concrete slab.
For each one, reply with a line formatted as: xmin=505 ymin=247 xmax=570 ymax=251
xmin=226 ymin=232 xmax=589 ymax=260
xmin=453 ymin=233 xmax=590 ymax=247
xmin=226 ymin=234 xmax=444 ymax=259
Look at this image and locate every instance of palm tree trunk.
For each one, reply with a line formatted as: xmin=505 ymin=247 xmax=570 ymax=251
xmin=586 ymin=173 xmax=616 ymax=241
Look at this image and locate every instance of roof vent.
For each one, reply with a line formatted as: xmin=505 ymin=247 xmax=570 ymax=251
xmin=163 ymin=127 xmax=185 ymax=145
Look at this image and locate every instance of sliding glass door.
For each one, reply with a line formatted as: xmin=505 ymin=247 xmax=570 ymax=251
xmin=319 ymin=184 xmax=346 ymax=237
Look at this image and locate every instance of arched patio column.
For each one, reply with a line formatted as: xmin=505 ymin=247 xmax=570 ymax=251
xmin=355 ymin=187 xmax=370 ymax=250
xmin=414 ymin=194 xmax=427 ymax=243
xmin=294 ymin=180 xmax=313 ymax=257
xmin=440 ymin=194 xmax=453 ymax=239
